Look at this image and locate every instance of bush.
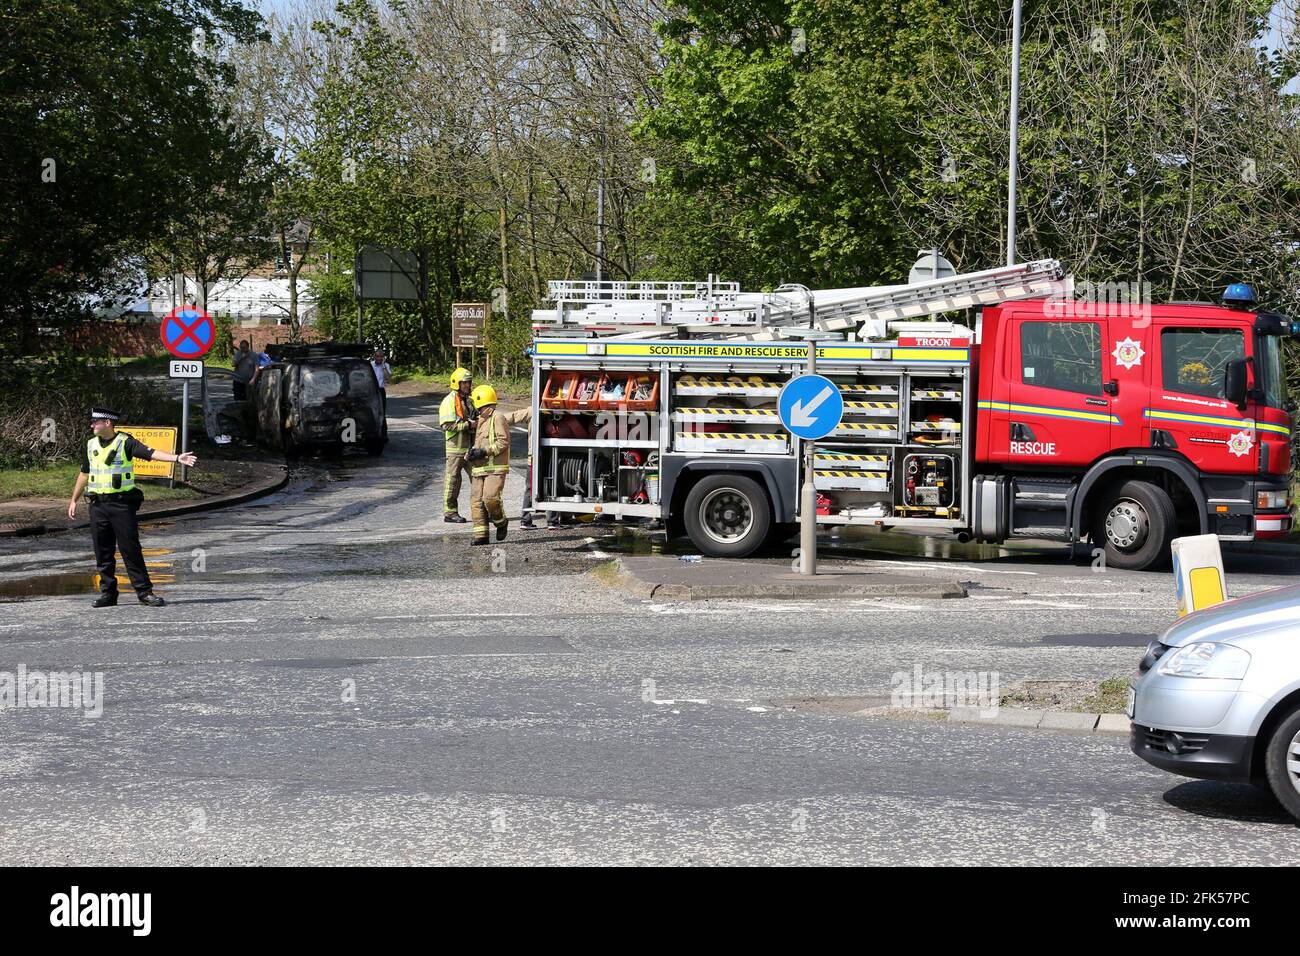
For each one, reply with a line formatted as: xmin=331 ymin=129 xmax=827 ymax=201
xmin=211 ymin=313 xmax=236 ymax=363
xmin=0 ymin=359 xmax=176 ymax=468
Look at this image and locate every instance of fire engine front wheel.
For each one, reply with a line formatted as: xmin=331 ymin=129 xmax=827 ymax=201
xmin=1089 ymin=480 xmax=1176 ymax=571
xmin=683 ymin=474 xmax=771 ymax=558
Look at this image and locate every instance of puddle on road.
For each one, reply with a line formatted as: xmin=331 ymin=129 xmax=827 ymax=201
xmin=0 ymin=547 xmax=178 ymax=600
xmin=0 ymin=530 xmax=608 ymax=599
xmin=0 ymin=572 xmax=102 ymax=599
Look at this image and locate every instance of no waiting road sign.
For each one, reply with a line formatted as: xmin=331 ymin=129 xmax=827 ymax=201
xmin=161 ymin=306 xmax=215 ymax=359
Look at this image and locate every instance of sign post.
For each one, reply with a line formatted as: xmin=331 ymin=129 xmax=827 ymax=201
xmin=452 ymin=302 xmax=487 ymax=374
xmin=778 ymin=336 xmax=843 ymax=576
xmin=160 ymin=305 xmax=215 ymax=485
xmin=354 ymin=245 xmax=421 ymax=346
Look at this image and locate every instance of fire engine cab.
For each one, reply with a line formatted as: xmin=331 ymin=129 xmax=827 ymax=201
xmin=528 ymin=258 xmax=1295 ymax=570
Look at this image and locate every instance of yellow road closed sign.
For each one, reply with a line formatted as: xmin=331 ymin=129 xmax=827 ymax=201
xmin=118 ymin=426 xmax=177 ymax=480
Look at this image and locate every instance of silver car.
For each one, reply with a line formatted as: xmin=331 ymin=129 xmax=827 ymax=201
xmin=1130 ymin=582 xmax=1300 ymax=822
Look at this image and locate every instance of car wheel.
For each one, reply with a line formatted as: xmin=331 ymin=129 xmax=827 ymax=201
xmin=683 ymin=474 xmax=771 ymax=558
xmin=1264 ymin=706 xmax=1300 ymax=823
xmin=1089 ymin=480 xmax=1175 ymax=571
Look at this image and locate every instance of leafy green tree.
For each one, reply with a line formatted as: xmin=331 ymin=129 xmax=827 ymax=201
xmin=638 ymin=0 xmax=936 ymax=287
xmin=0 ymin=0 xmax=267 ymax=353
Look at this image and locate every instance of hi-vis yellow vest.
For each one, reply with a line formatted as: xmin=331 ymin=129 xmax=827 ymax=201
xmin=439 ymin=392 xmax=474 ymax=453
xmin=86 ymin=433 xmax=135 ymax=494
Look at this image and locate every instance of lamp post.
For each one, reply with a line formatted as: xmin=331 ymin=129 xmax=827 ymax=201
xmin=1006 ymin=0 xmax=1023 ymax=267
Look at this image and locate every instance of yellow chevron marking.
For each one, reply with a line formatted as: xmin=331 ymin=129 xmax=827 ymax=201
xmin=675 ymin=407 xmax=778 ymax=415
xmin=815 ymin=453 xmax=888 ymax=462
xmin=833 ymin=422 xmax=896 ymax=431
xmin=815 ymin=470 xmax=888 ymax=479
xmin=676 ymin=432 xmax=785 ymax=440
xmin=678 ymin=375 xmax=774 ymax=387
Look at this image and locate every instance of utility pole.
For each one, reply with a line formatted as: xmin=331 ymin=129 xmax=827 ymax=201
xmin=1006 ymin=0 xmax=1023 ymax=267
xmin=596 ymin=150 xmax=605 ymax=284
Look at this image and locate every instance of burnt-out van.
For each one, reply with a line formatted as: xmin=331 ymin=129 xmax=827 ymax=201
xmin=251 ymin=343 xmax=386 ymax=456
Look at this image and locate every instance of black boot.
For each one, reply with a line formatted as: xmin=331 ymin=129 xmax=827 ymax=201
xmin=471 ymin=537 xmax=489 ymax=546
xmin=495 ymin=522 xmax=508 ymax=542
xmin=92 ymin=593 xmax=118 ymax=608
xmin=444 ymin=514 xmax=467 ymax=523
xmin=138 ymin=593 xmax=166 ymax=607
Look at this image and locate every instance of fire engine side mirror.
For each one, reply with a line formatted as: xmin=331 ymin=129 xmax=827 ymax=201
xmin=1224 ymin=358 xmax=1250 ymax=410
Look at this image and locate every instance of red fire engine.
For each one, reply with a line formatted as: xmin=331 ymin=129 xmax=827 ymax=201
xmin=529 ymin=260 xmax=1294 ymax=570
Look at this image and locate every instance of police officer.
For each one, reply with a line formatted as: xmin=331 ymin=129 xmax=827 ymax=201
xmin=438 ymin=367 xmax=476 ymax=522
xmin=67 ymin=408 xmax=197 ymax=608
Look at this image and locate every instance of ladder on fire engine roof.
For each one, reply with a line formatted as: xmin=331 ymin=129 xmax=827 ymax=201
xmin=532 ymin=259 xmax=1065 ymax=340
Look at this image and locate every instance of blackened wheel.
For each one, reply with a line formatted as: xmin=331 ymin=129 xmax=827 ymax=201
xmin=683 ymin=474 xmax=771 ymax=558
xmin=1089 ymin=479 xmax=1175 ymax=571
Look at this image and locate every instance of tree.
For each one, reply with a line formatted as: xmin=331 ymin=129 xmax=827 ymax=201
xmin=234 ymin=0 xmax=335 ymax=336
xmin=0 ymin=0 xmax=267 ymax=353
xmin=637 ymin=0 xmax=932 ymax=287
xmin=150 ymin=111 xmax=275 ymax=314
xmin=901 ymin=0 xmax=1300 ymax=307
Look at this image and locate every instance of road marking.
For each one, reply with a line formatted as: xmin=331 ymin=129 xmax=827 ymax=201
xmin=584 ymin=537 xmax=611 ymax=559
xmin=849 ymin=559 xmax=1039 ymax=576
xmin=112 ymin=619 xmax=258 ymax=627
xmin=374 ymin=613 xmax=532 ymax=621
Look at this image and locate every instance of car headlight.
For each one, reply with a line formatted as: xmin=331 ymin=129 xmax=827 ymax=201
xmin=1157 ymin=642 xmax=1251 ymax=679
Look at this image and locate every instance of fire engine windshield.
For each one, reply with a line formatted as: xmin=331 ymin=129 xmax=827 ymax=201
xmin=1259 ymin=335 xmax=1289 ymax=409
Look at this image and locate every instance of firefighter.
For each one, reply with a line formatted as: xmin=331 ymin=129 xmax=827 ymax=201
xmin=438 ymin=367 xmax=476 ymax=522
xmin=466 ymin=384 xmax=510 ymax=545
xmin=67 ymin=407 xmax=198 ymax=608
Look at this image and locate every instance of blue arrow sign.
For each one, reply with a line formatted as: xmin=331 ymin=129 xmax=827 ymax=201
xmin=778 ymin=374 xmax=843 ymax=441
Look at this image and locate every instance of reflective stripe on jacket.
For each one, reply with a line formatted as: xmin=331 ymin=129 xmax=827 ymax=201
xmin=471 ymin=410 xmax=510 ymax=476
xmin=438 ymin=392 xmax=475 ymax=452
xmin=86 ymin=433 xmax=135 ymax=494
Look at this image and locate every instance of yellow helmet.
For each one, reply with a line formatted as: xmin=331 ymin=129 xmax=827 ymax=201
xmin=471 ymin=384 xmax=498 ymax=408
xmin=450 ymin=367 xmax=472 ymax=388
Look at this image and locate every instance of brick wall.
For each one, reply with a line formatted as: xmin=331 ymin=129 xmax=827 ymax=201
xmin=228 ymin=326 xmax=326 ymax=353
xmin=67 ymin=320 xmax=323 ymax=357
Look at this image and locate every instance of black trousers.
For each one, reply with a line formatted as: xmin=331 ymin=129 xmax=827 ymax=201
xmin=88 ymin=490 xmax=152 ymax=596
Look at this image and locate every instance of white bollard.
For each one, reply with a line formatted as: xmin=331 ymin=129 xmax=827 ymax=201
xmin=1170 ymin=534 xmax=1227 ymax=617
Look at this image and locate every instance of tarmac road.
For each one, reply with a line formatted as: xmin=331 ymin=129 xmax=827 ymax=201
xmin=0 ymin=392 xmax=1296 ymax=864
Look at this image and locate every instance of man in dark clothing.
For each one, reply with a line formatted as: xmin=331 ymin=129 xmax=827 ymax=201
xmin=67 ymin=408 xmax=197 ymax=608
xmin=232 ymin=339 xmax=257 ymax=400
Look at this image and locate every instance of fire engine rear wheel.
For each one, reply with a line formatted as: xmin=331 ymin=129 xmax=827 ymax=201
xmin=683 ymin=474 xmax=771 ymax=558
xmin=1090 ymin=480 xmax=1175 ymax=571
